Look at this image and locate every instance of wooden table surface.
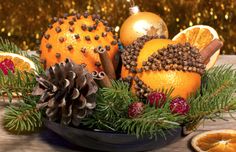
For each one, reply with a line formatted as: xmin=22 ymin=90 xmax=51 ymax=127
xmin=0 ymin=55 xmax=236 ymax=152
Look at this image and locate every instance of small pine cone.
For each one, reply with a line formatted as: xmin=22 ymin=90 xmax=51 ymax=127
xmin=33 ymin=59 xmax=98 ymax=126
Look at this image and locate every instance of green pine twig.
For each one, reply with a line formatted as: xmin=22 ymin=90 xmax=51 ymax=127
xmin=0 ymin=37 xmax=44 ymax=133
xmin=4 ymin=100 xmax=42 ymax=133
xmin=185 ymin=65 xmax=236 ymax=131
xmin=116 ymin=106 xmax=183 ymax=138
xmin=82 ymin=80 xmax=135 ymax=130
xmin=82 ymin=80 xmax=184 ymax=138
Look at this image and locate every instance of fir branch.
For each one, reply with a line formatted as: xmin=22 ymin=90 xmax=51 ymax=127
xmin=0 ymin=37 xmax=44 ymax=101
xmin=186 ymin=65 xmax=236 ymax=130
xmin=82 ymin=80 xmax=184 ymax=138
xmin=0 ymin=37 xmax=44 ymax=134
xmin=116 ymin=106 xmax=184 ymax=138
xmin=0 ymin=70 xmax=37 ymax=102
xmin=4 ymin=98 xmax=42 ymax=133
xmin=82 ymin=80 xmax=135 ymax=130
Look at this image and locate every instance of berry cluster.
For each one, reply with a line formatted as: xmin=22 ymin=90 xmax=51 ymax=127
xmin=128 ymin=92 xmax=190 ymax=118
xmin=0 ymin=59 xmax=15 ymax=75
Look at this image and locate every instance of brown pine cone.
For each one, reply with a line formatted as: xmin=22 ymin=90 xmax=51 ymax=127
xmin=33 ymin=59 xmax=98 ymax=126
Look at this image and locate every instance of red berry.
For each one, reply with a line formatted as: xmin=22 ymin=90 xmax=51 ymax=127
xmin=128 ymin=102 xmax=144 ymax=118
xmin=0 ymin=59 xmax=15 ymax=75
xmin=170 ymin=97 xmax=190 ymax=115
xmin=147 ymin=92 xmax=166 ymax=108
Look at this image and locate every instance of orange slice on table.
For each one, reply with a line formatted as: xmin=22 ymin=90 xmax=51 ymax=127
xmin=0 ymin=52 xmax=36 ymax=73
xmin=192 ymin=130 xmax=236 ymax=152
xmin=173 ymin=25 xmax=220 ymax=69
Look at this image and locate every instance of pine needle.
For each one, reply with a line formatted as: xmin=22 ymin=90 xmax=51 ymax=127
xmin=0 ymin=37 xmax=44 ymax=101
xmin=82 ymin=80 xmax=184 ymax=138
xmin=0 ymin=37 xmax=44 ymax=133
xmin=185 ymin=65 xmax=236 ymax=130
xmin=4 ymin=100 xmax=42 ymax=133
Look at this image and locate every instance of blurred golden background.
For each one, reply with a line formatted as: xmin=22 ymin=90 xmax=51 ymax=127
xmin=0 ymin=0 xmax=235 ymax=54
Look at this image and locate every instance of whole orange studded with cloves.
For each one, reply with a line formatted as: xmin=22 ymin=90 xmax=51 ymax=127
xmin=39 ymin=12 xmax=119 ymax=72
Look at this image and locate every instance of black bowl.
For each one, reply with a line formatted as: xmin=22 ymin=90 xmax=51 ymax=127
xmin=44 ymin=119 xmax=183 ymax=152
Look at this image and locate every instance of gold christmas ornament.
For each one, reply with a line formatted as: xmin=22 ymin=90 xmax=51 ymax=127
xmin=120 ymin=5 xmax=169 ymax=46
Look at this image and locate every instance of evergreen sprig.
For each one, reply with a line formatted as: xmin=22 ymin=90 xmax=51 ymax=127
xmin=116 ymin=88 xmax=184 ymax=138
xmin=185 ymin=65 xmax=236 ymax=130
xmin=0 ymin=37 xmax=43 ymax=100
xmin=116 ymin=107 xmax=183 ymax=138
xmin=82 ymin=80 xmax=184 ymax=138
xmin=0 ymin=37 xmax=43 ymax=133
xmin=0 ymin=70 xmax=37 ymax=102
xmin=4 ymin=98 xmax=42 ymax=133
xmin=82 ymin=80 xmax=135 ymax=131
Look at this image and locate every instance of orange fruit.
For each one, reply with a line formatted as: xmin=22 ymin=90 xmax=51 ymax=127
xmin=0 ymin=52 xmax=36 ymax=72
xmin=40 ymin=14 xmax=119 ymax=72
xmin=192 ymin=130 xmax=236 ymax=152
xmin=173 ymin=25 xmax=220 ymax=69
xmin=121 ymin=38 xmax=202 ymax=99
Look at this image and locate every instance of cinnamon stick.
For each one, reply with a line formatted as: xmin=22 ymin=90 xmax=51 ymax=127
xmin=93 ymin=71 xmax=112 ymax=88
xmin=200 ymin=39 xmax=223 ymax=64
xmin=92 ymin=70 xmax=99 ymax=78
xmin=98 ymin=48 xmax=116 ymax=79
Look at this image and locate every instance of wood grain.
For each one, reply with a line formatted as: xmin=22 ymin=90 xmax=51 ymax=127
xmin=0 ymin=55 xmax=235 ymax=152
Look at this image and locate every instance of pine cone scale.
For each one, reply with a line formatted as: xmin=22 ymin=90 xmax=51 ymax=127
xmin=78 ymin=95 xmax=87 ymax=109
xmin=71 ymin=89 xmax=80 ymax=100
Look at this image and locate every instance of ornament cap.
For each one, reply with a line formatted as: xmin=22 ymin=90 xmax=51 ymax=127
xmin=129 ymin=5 xmax=140 ymax=15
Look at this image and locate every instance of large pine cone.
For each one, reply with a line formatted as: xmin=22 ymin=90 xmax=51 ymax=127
xmin=33 ymin=59 xmax=98 ymax=126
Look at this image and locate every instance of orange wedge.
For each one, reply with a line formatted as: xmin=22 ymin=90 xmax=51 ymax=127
xmin=173 ymin=25 xmax=220 ymax=69
xmin=0 ymin=52 xmax=36 ymax=73
xmin=192 ymin=130 xmax=236 ymax=152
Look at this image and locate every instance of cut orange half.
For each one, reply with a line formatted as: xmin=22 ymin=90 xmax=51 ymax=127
xmin=0 ymin=52 xmax=36 ymax=73
xmin=192 ymin=130 xmax=236 ymax=152
xmin=172 ymin=25 xmax=220 ymax=69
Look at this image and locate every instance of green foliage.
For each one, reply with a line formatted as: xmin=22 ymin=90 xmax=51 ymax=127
xmin=0 ymin=70 xmax=37 ymax=102
xmin=116 ymin=88 xmax=184 ymax=138
xmin=4 ymin=97 xmax=42 ymax=133
xmin=82 ymin=80 xmax=135 ymax=131
xmin=0 ymin=37 xmax=43 ymax=133
xmin=186 ymin=65 xmax=236 ymax=130
xmin=82 ymin=81 xmax=184 ymax=138
xmin=83 ymin=66 xmax=236 ymax=138
xmin=117 ymin=107 xmax=183 ymax=138
xmin=0 ymin=37 xmax=44 ymax=101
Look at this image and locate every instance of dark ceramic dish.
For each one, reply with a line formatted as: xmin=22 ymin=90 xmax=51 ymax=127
xmin=44 ymin=119 xmax=183 ymax=152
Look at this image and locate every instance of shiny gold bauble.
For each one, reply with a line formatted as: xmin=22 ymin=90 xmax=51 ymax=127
xmin=120 ymin=7 xmax=169 ymax=46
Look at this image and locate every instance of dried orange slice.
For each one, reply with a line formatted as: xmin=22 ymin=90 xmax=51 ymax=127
xmin=192 ymin=130 xmax=236 ymax=152
xmin=173 ymin=25 xmax=220 ymax=69
xmin=0 ymin=52 xmax=36 ymax=73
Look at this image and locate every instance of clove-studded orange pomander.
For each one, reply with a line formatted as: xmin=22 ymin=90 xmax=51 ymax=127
xmin=40 ymin=13 xmax=119 ymax=72
xmin=121 ymin=36 xmax=205 ymax=99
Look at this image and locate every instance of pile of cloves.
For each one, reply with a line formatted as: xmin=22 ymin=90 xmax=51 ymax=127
xmin=142 ymin=43 xmax=205 ymax=74
xmin=122 ymin=35 xmax=206 ymax=75
xmin=121 ymin=35 xmax=160 ymax=73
